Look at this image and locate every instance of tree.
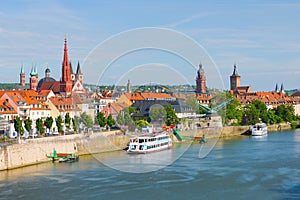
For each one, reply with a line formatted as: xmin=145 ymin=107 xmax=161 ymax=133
xmin=97 ymin=112 xmax=107 ymax=128
xmin=44 ymin=117 xmax=53 ymax=133
xmin=24 ymin=118 xmax=32 ymax=133
xmin=72 ymin=118 xmax=78 ymax=132
xmin=135 ymin=119 xmax=150 ymax=127
xmin=64 ymin=112 xmax=71 ymax=129
xmin=14 ymin=116 xmax=24 ymax=135
xmin=275 ymin=105 xmax=296 ymax=122
xmin=242 ymin=100 xmax=268 ymax=125
xmin=116 ymin=107 xmax=136 ymax=131
xmin=107 ymin=114 xmax=116 ymax=128
xmin=224 ymin=95 xmax=243 ymax=125
xmin=185 ymin=94 xmax=200 ymax=113
xmin=80 ymin=112 xmax=93 ymax=128
xmin=165 ymin=105 xmax=179 ymax=126
xmin=56 ymin=116 xmax=63 ymax=133
xmin=36 ymin=118 xmax=45 ymax=134
xmin=149 ymin=105 xmax=166 ymax=123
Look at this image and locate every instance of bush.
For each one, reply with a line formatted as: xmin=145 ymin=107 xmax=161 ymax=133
xmin=291 ymin=121 xmax=299 ymax=129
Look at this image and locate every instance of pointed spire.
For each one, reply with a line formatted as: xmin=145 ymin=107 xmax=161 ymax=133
xmin=30 ymin=63 xmax=36 ymax=77
xmin=63 ymin=36 xmax=69 ymax=68
xmin=20 ymin=63 xmax=25 ymax=74
xmin=62 ymin=35 xmax=71 ymax=82
xmin=232 ymin=63 xmax=239 ymax=76
xmin=198 ymin=63 xmax=204 ymax=72
xmin=275 ymin=83 xmax=279 ymax=92
xmin=280 ymin=83 xmax=285 ymax=94
xmin=34 ymin=64 xmax=38 ymax=75
xmin=70 ymin=60 xmax=74 ymax=74
xmin=76 ymin=61 xmax=82 ymax=75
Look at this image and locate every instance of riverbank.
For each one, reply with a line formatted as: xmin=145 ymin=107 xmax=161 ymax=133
xmin=0 ymin=131 xmax=130 ymax=171
xmin=0 ymin=123 xmax=294 ymax=171
xmin=178 ymin=123 xmax=293 ymax=140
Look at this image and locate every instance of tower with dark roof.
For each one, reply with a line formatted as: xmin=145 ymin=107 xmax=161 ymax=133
xmin=20 ymin=64 xmax=26 ymax=86
xmin=230 ymin=64 xmax=241 ymax=90
xmin=196 ymin=63 xmax=207 ymax=94
xmin=70 ymin=61 xmax=76 ymax=81
xmin=76 ymin=61 xmax=83 ymax=85
xmin=127 ymin=79 xmax=132 ymax=93
xmin=29 ymin=64 xmax=38 ymax=91
xmin=280 ymin=83 xmax=285 ymax=94
xmin=275 ymin=83 xmax=279 ymax=93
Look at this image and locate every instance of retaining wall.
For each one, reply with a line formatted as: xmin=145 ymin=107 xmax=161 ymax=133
xmin=0 ymin=131 xmax=130 ymax=171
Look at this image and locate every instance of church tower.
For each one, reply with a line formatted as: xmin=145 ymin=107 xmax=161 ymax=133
xmin=70 ymin=61 xmax=76 ymax=81
xmin=230 ymin=64 xmax=240 ymax=90
xmin=126 ymin=79 xmax=132 ymax=93
xmin=60 ymin=36 xmax=73 ymax=95
xmin=29 ymin=65 xmax=38 ymax=90
xmin=196 ymin=63 xmax=206 ymax=94
xmin=76 ymin=61 xmax=83 ymax=85
xmin=20 ymin=64 xmax=26 ymax=86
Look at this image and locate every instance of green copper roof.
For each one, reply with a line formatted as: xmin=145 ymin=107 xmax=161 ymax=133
xmin=20 ymin=64 xmax=25 ymax=74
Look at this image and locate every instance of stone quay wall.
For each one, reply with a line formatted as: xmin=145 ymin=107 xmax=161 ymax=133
xmin=0 ymin=131 xmax=130 ymax=171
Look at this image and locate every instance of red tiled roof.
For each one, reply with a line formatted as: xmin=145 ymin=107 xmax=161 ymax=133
xmin=141 ymin=92 xmax=173 ymax=100
xmin=38 ymin=81 xmax=61 ymax=93
xmin=0 ymin=99 xmax=17 ymax=114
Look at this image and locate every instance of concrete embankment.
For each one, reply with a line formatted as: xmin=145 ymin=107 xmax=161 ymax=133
xmin=177 ymin=123 xmax=292 ymax=140
xmin=0 ymin=131 xmax=130 ymax=171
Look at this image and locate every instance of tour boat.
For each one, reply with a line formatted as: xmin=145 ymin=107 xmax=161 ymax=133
xmin=127 ymin=132 xmax=172 ymax=154
xmin=252 ymin=123 xmax=268 ymax=136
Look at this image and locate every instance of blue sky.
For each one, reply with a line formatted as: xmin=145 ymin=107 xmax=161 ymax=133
xmin=0 ymin=0 xmax=299 ymax=91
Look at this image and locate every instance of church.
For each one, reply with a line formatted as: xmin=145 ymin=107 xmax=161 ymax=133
xmin=17 ymin=37 xmax=85 ymax=95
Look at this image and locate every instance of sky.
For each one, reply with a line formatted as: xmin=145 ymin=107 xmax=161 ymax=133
xmin=0 ymin=0 xmax=299 ymax=91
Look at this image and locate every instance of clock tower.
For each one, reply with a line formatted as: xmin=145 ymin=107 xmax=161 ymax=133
xmin=230 ymin=64 xmax=240 ymax=90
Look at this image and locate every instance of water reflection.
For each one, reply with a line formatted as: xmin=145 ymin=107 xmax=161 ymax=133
xmin=93 ymin=144 xmax=190 ymax=173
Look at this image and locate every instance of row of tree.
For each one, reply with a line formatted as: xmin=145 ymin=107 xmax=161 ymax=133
xmin=96 ymin=113 xmax=116 ymax=129
xmin=13 ymin=112 xmax=95 ymax=136
xmin=218 ymin=93 xmax=299 ymax=126
xmin=115 ymin=105 xmax=179 ymax=131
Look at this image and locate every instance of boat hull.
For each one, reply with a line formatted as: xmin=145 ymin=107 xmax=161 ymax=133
xmin=127 ymin=144 xmax=172 ymax=154
xmin=127 ymin=132 xmax=172 ymax=154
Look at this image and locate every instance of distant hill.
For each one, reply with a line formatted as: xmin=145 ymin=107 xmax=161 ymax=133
xmin=285 ymin=89 xmax=300 ymax=96
xmin=0 ymin=83 xmax=18 ymax=90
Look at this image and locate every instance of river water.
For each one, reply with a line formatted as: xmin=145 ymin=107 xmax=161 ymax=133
xmin=0 ymin=129 xmax=299 ymax=200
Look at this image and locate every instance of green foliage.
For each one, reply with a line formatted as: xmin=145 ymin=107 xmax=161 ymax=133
xmin=56 ymin=116 xmax=63 ymax=133
xmin=44 ymin=117 xmax=53 ymax=130
xmin=165 ymin=105 xmax=179 ymax=126
xmin=36 ymin=118 xmax=45 ymax=134
xmin=275 ymin=105 xmax=296 ymax=122
xmin=291 ymin=121 xmax=299 ymax=129
xmin=24 ymin=118 xmax=32 ymax=133
xmin=72 ymin=117 xmax=79 ymax=132
xmin=80 ymin=112 xmax=93 ymax=128
xmin=225 ymin=95 xmax=243 ymax=125
xmin=97 ymin=112 xmax=107 ymax=127
xmin=242 ymin=100 xmax=268 ymax=125
xmin=185 ymin=94 xmax=200 ymax=113
xmin=116 ymin=107 xmax=136 ymax=131
xmin=150 ymin=106 xmax=166 ymax=123
xmin=107 ymin=114 xmax=115 ymax=127
xmin=14 ymin=116 xmax=24 ymax=135
xmin=64 ymin=112 xmax=71 ymax=128
xmin=135 ymin=120 xmax=150 ymax=127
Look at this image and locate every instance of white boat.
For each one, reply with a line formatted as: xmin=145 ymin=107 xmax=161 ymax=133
xmin=127 ymin=132 xmax=172 ymax=154
xmin=252 ymin=123 xmax=268 ymax=136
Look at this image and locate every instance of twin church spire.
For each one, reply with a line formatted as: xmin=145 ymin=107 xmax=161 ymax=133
xmin=19 ymin=36 xmax=83 ymax=94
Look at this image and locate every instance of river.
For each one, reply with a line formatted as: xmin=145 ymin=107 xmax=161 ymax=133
xmin=0 ymin=129 xmax=299 ymax=200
